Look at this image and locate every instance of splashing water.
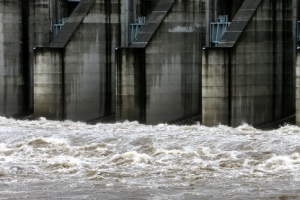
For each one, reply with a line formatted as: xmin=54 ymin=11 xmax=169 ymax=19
xmin=0 ymin=117 xmax=300 ymax=199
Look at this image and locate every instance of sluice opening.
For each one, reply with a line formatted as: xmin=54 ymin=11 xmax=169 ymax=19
xmin=67 ymin=0 xmax=80 ymax=16
xmin=141 ymin=0 xmax=159 ymax=16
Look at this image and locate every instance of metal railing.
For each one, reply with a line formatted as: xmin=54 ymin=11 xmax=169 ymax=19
xmin=129 ymin=17 xmax=146 ymax=44
xmin=53 ymin=18 xmax=68 ymax=39
xmin=210 ymin=15 xmax=231 ymax=46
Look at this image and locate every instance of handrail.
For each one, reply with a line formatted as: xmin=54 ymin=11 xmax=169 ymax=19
xmin=129 ymin=17 xmax=146 ymax=44
xmin=210 ymin=15 xmax=231 ymax=47
xmin=53 ymin=18 xmax=68 ymax=39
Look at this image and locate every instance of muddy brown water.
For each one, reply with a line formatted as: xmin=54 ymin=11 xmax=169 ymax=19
xmin=0 ymin=117 xmax=299 ymax=199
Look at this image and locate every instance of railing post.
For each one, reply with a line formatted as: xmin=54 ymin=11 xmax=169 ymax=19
xmin=129 ymin=16 xmax=146 ymax=44
xmin=210 ymin=15 xmax=231 ymax=47
xmin=53 ymin=18 xmax=68 ymax=39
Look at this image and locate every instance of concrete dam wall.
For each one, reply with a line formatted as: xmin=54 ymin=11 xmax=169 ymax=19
xmin=34 ymin=0 xmax=120 ymax=121
xmin=202 ymin=0 xmax=296 ymax=127
xmin=0 ymin=1 xmax=24 ymax=117
xmin=0 ymin=0 xmax=298 ymax=127
xmin=116 ymin=0 xmax=204 ymax=124
xmin=0 ymin=0 xmax=69 ymax=117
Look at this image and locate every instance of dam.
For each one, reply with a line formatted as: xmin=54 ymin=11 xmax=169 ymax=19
xmin=0 ymin=0 xmax=299 ymax=127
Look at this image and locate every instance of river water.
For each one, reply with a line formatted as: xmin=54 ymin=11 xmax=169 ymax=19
xmin=0 ymin=117 xmax=300 ymax=199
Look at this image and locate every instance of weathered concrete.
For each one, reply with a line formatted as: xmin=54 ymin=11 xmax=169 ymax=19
xmin=0 ymin=0 xmax=298 ymax=126
xmin=116 ymin=0 xmax=204 ymax=124
xmin=34 ymin=47 xmax=64 ymax=119
xmin=202 ymin=48 xmax=230 ymax=126
xmin=28 ymin=0 xmax=69 ymax=114
xmin=294 ymin=1 xmax=300 ymax=126
xmin=144 ymin=1 xmax=204 ymax=124
xmin=0 ymin=0 xmax=25 ymax=117
xmin=0 ymin=0 xmax=69 ymax=117
xmin=203 ymin=0 xmax=296 ymax=127
xmin=296 ymin=49 xmax=300 ymax=125
xmin=116 ymin=48 xmax=146 ymax=122
xmin=34 ymin=0 xmax=122 ymax=121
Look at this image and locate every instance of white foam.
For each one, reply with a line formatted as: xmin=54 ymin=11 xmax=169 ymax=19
xmin=1 ymin=117 xmax=300 ymax=188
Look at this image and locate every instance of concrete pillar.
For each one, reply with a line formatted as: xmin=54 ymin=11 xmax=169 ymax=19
xmin=28 ymin=0 xmax=68 ymax=114
xmin=116 ymin=48 xmax=146 ymax=123
xmin=34 ymin=0 xmax=123 ymax=122
xmin=202 ymin=0 xmax=295 ymax=127
xmin=61 ymin=0 xmax=122 ymax=121
xmin=202 ymin=48 xmax=230 ymax=126
xmin=0 ymin=0 xmax=25 ymax=117
xmin=34 ymin=48 xmax=64 ymax=120
xmin=117 ymin=0 xmax=204 ymax=125
xmin=296 ymin=49 xmax=300 ymax=125
xmin=145 ymin=1 xmax=203 ymax=124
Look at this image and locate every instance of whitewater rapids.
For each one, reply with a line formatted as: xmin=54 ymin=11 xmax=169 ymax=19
xmin=0 ymin=117 xmax=299 ymax=199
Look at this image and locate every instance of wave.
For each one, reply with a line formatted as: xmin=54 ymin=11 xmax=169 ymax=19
xmin=0 ymin=117 xmax=300 ymax=188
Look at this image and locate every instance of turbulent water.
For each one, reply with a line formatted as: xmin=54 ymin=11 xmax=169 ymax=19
xmin=1 ymin=117 xmax=300 ymax=199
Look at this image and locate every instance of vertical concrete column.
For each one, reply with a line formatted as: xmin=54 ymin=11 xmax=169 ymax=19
xmin=294 ymin=0 xmax=299 ymax=125
xmin=59 ymin=0 xmax=121 ymax=121
xmin=29 ymin=0 xmax=68 ymax=114
xmin=116 ymin=48 xmax=146 ymax=123
xmin=28 ymin=0 xmax=50 ymax=114
xmin=121 ymin=0 xmax=145 ymax=47
xmin=34 ymin=48 xmax=64 ymax=120
xmin=122 ymin=0 xmax=130 ymax=47
xmin=280 ymin=0 xmax=296 ymax=117
xmin=293 ymin=0 xmax=298 ymax=107
xmin=205 ymin=0 xmax=212 ymax=47
xmin=142 ymin=0 xmax=203 ymax=124
xmin=0 ymin=0 xmax=24 ymax=117
xmin=202 ymin=48 xmax=230 ymax=126
xmin=296 ymin=49 xmax=300 ymax=125
xmin=29 ymin=0 xmax=52 ymax=46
